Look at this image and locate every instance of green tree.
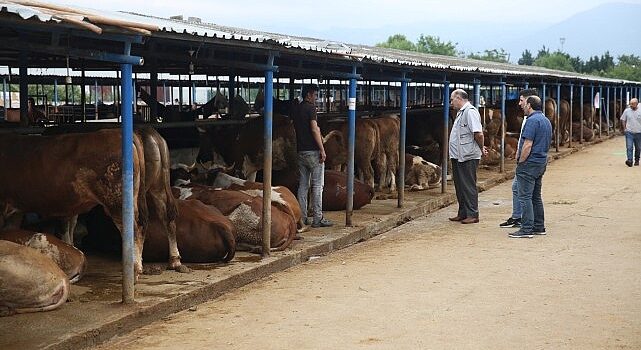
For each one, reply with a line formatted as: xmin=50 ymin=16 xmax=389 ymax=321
xmin=416 ymin=35 xmax=458 ymax=56
xmin=518 ymin=50 xmax=534 ymax=65
xmin=605 ymin=54 xmax=641 ymax=81
xmin=467 ymin=48 xmax=510 ymax=63
xmin=534 ymin=51 xmax=576 ymax=72
xmin=376 ymin=34 xmax=416 ymax=51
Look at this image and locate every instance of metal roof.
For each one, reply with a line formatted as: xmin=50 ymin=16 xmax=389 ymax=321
xmin=1 ymin=1 xmax=639 ymax=85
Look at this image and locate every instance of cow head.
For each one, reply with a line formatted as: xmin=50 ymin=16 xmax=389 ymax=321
xmin=323 ymin=130 xmax=347 ymax=171
xmin=213 ymin=90 xmax=229 ymax=111
xmin=405 ymin=155 xmax=442 ymax=191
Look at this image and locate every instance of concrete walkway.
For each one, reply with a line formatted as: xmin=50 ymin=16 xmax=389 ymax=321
xmin=94 ymin=137 xmax=641 ymax=350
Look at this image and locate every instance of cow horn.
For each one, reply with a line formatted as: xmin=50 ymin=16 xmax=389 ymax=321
xmin=198 ymin=160 xmax=212 ymax=171
xmin=224 ymin=163 xmax=235 ymax=174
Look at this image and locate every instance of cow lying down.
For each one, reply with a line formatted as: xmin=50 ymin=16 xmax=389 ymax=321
xmin=0 ymin=240 xmax=69 ymax=317
xmin=0 ymin=230 xmax=87 ymax=283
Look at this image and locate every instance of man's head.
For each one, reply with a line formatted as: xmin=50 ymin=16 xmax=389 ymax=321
xmin=518 ymin=89 xmax=538 ymax=110
xmin=450 ymin=89 xmax=469 ymax=110
xmin=630 ymin=98 xmax=638 ymax=110
xmin=523 ymin=95 xmax=542 ymax=115
xmin=301 ymin=84 xmax=319 ymax=103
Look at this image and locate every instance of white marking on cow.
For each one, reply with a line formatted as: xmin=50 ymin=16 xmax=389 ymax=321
xmin=174 ymin=179 xmax=191 ymax=186
xmin=228 ymin=203 xmax=261 ymax=246
xmin=169 ymin=148 xmax=200 ymax=167
xmin=240 ymin=189 xmax=287 ymax=207
xmin=176 ymin=187 xmax=193 ymax=200
xmin=170 ymin=163 xmax=193 ymax=172
xmin=211 ymin=172 xmax=246 ymax=189
xmin=242 ymin=155 xmax=258 ymax=182
xmin=25 ymin=233 xmax=62 ymax=267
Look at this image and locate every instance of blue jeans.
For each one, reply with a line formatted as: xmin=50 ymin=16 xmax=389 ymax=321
xmin=511 ymin=177 xmax=522 ymax=220
xmin=297 ymin=151 xmax=325 ymax=223
xmin=624 ymin=131 xmax=641 ymax=162
xmin=516 ymin=161 xmax=547 ymax=233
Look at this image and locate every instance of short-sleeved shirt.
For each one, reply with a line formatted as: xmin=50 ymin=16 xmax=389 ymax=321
xmin=518 ymin=111 xmax=552 ymax=164
xmin=449 ymin=102 xmax=483 ymax=162
xmin=620 ymin=107 xmax=641 ymax=133
xmin=291 ymin=100 xmax=319 ymax=152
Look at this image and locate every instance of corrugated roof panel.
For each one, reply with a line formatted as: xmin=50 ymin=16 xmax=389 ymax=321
xmin=0 ymin=2 xmax=638 ymax=85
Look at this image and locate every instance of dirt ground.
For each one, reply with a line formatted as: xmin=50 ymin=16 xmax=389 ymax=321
xmin=95 ymin=137 xmax=641 ymax=350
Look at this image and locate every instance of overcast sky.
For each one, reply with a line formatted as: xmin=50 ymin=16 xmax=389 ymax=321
xmin=58 ymin=0 xmax=629 ymax=30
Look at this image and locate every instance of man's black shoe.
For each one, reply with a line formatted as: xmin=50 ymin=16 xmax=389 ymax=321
xmin=626 ymin=160 xmax=633 ymax=167
xmin=532 ymin=228 xmax=547 ymax=235
xmin=635 ymin=160 xmax=640 ymax=166
xmin=499 ymin=217 xmax=521 ymax=228
xmin=508 ymin=230 xmax=534 ymax=238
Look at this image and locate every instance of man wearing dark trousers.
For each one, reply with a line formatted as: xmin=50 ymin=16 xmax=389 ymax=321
xmin=448 ymin=89 xmax=488 ymax=224
xmin=509 ymin=95 xmax=553 ymax=238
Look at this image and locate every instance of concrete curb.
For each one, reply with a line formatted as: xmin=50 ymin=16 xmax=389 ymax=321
xmin=46 ymin=135 xmax=617 ymax=350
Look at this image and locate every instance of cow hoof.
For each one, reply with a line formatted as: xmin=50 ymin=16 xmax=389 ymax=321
xmin=297 ymin=225 xmax=310 ymax=234
xmin=174 ymin=265 xmax=191 ymax=273
xmin=142 ymin=264 xmax=164 ymax=275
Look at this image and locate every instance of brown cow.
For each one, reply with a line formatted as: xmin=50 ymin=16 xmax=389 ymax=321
xmin=173 ymin=183 xmax=296 ymax=253
xmin=0 ymin=128 xmax=184 ymax=278
xmin=0 ymin=240 xmax=69 ymax=316
xmin=324 ymin=118 xmax=380 ymax=190
xmin=143 ymin=199 xmax=235 ymax=263
xmin=558 ymin=99 xmax=571 ymax=145
xmin=571 ymin=122 xmax=595 ymax=142
xmin=0 ymin=229 xmax=87 ymax=283
xmin=371 ymin=114 xmax=400 ymax=193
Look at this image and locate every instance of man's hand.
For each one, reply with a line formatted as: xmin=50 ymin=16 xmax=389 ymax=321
xmin=319 ymin=149 xmax=326 ymax=163
xmin=481 ymin=145 xmax=489 ymax=157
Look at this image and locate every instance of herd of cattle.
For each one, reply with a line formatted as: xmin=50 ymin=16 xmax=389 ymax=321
xmin=0 ymin=88 xmax=617 ymax=317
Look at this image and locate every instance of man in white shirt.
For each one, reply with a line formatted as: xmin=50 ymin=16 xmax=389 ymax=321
xmin=620 ymin=98 xmax=641 ymax=167
xmin=448 ymin=89 xmax=488 ymax=224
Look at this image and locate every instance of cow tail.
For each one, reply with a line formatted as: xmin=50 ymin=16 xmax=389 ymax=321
xmin=155 ymin=130 xmax=178 ymax=223
xmin=133 ymin=134 xmax=149 ymax=231
xmin=220 ymin=225 xmax=236 ymax=262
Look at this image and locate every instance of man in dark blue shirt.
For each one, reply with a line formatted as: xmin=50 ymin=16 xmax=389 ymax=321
xmin=509 ymin=95 xmax=553 ymax=238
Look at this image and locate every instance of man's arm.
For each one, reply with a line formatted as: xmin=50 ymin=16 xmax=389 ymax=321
xmin=474 ymin=132 xmax=488 ymax=156
xmin=518 ymin=139 xmax=533 ymax=163
xmin=310 ymin=119 xmax=326 ymax=163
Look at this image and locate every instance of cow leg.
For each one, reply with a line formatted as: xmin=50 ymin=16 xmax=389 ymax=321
xmin=147 ymin=193 xmax=188 ymax=273
xmin=62 ymin=216 xmax=78 ymax=246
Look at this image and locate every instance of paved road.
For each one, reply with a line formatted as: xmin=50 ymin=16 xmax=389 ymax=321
xmin=98 ymin=138 xmax=641 ymax=350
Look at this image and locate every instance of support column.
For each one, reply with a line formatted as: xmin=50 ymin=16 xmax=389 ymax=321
xmin=442 ymin=81 xmax=450 ymax=194
xmin=120 ymin=44 xmax=135 ymax=304
xmin=580 ymin=85 xmax=584 ymax=144
xmin=150 ymin=69 xmax=158 ymax=120
xmin=19 ymin=51 xmax=28 ymax=127
xmin=346 ymin=66 xmax=358 ymax=226
xmin=397 ymin=73 xmax=408 ymax=208
xmin=81 ymin=68 xmax=86 ymax=123
xmin=606 ymin=85 xmax=611 ymax=136
xmin=229 ymin=74 xmax=236 ymax=116
xmin=94 ymin=80 xmax=99 ymax=120
xmin=569 ymin=83 xmax=574 ymax=148
xmin=500 ymin=81 xmax=506 ymax=173
xmin=473 ymin=79 xmax=481 ymax=109
xmin=543 ymin=83 xmax=565 ymax=152
xmin=261 ymin=55 xmax=275 ymax=257
xmin=598 ymin=85 xmax=603 ymax=138
xmin=3 ymin=78 xmax=8 ymax=118
xmin=590 ymin=85 xmax=595 ymax=137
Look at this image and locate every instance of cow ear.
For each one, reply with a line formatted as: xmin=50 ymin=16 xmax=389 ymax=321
xmin=421 ymin=160 xmax=428 ymax=165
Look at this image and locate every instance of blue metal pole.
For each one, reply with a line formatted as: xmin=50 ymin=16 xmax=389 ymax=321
xmin=606 ymin=85 xmax=611 ymax=136
xmin=569 ymin=84 xmax=574 ymax=148
xmin=580 ymin=85 xmax=584 ymax=144
xmin=94 ymin=80 xmax=98 ymax=120
xmin=500 ymin=81 xmax=506 ymax=172
xmin=346 ymin=66 xmax=357 ymax=226
xmin=591 ymin=85 xmax=595 ymax=136
xmin=543 ymin=83 xmax=565 ymax=152
xmin=442 ymin=81 xmax=450 ymax=194
xmin=598 ymin=85 xmax=603 ymax=138
xmin=53 ymin=79 xmax=58 ymax=106
xmin=541 ymin=82 xmax=547 ymax=118
xmin=192 ymin=81 xmax=197 ymax=106
xmin=398 ymin=73 xmax=408 ymax=208
xmin=473 ymin=79 xmax=481 ymax=109
xmin=120 ymin=46 xmax=135 ymax=304
xmin=2 ymin=78 xmax=7 ymax=116
xmin=162 ymin=80 xmax=167 ymax=105
xmin=524 ymin=82 xmax=529 ymax=89
xmin=261 ymin=55 xmax=275 ymax=257
xmin=19 ymin=51 xmax=28 ymax=127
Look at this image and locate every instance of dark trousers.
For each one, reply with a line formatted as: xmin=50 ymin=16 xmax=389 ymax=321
xmin=451 ymin=158 xmax=480 ymax=219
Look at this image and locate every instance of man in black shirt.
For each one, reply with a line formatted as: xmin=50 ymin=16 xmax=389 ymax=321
xmin=291 ymin=84 xmax=332 ymax=228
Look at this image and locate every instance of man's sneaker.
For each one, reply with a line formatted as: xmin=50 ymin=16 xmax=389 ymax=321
xmin=508 ymin=230 xmax=534 ymax=238
xmin=499 ymin=217 xmax=521 ymax=228
xmin=532 ymin=228 xmax=547 ymax=235
xmin=303 ymin=217 xmax=312 ymax=225
xmin=626 ymin=160 xmax=633 ymax=167
xmin=312 ymin=218 xmax=333 ymax=228
xmin=635 ymin=160 xmax=640 ymax=166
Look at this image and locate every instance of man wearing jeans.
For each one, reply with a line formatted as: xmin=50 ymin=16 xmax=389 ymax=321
xmin=500 ymin=89 xmax=538 ymax=229
xmin=510 ymin=96 xmax=552 ymax=238
xmin=620 ymin=98 xmax=641 ymax=167
xmin=291 ymin=84 xmax=332 ymax=228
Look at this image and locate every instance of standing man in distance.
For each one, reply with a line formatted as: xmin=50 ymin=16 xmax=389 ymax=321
xmin=448 ymin=89 xmax=488 ymax=224
xmin=291 ymin=84 xmax=333 ymax=228
xmin=500 ymin=88 xmax=538 ymax=228
xmin=509 ymin=95 xmax=552 ymax=238
xmin=620 ymin=98 xmax=641 ymax=167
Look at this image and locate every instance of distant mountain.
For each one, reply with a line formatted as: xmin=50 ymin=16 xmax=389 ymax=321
xmin=500 ymin=2 xmax=641 ymax=61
